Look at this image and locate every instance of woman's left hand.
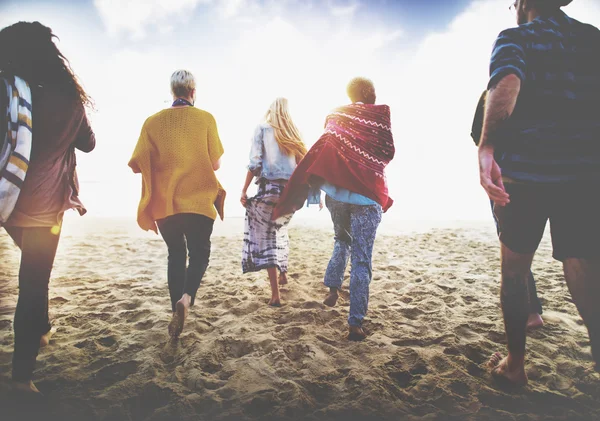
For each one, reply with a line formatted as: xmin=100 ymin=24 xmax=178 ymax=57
xmin=241 ymin=192 xmax=248 ymax=208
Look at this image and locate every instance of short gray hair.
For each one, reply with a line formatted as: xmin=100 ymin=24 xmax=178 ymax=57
xmin=170 ymin=69 xmax=195 ymax=98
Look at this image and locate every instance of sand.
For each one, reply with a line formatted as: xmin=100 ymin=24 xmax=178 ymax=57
xmin=1 ymin=217 xmax=600 ymax=421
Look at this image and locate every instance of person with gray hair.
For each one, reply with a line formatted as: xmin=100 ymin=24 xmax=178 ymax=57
xmin=479 ymin=0 xmax=600 ymax=385
xmin=170 ymin=69 xmax=196 ymax=101
xmin=129 ymin=69 xmax=225 ymax=339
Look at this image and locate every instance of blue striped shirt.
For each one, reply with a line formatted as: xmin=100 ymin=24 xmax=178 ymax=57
xmin=489 ymin=11 xmax=600 ymax=183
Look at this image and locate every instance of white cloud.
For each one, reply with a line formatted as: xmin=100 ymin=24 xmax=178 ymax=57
xmin=382 ymin=0 xmax=600 ymax=220
xmin=46 ymin=0 xmax=600 ymax=220
xmin=360 ymin=29 xmax=403 ymax=50
xmin=93 ymin=0 xmax=212 ymax=39
xmin=218 ymin=0 xmax=248 ymax=18
xmin=328 ymin=1 xmax=360 ymax=17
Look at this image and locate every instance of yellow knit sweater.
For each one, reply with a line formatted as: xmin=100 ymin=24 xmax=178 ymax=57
xmin=129 ymin=107 xmax=225 ymax=232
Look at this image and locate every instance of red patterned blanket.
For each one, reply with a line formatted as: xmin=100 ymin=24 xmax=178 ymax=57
xmin=273 ymin=103 xmax=395 ymax=219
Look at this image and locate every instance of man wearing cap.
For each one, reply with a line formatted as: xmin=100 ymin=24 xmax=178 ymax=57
xmin=478 ymin=0 xmax=600 ymax=386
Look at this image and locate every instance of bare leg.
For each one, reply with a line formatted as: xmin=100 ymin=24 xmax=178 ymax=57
xmin=169 ymin=293 xmax=191 ymax=338
xmin=491 ymin=200 xmax=544 ymax=329
xmin=563 ymin=258 xmax=600 ymax=371
xmin=278 ymin=272 xmax=288 ymax=286
xmin=527 ymin=272 xmax=544 ymax=329
xmin=488 ymin=244 xmax=533 ymax=386
xmin=267 ymin=267 xmax=281 ymax=307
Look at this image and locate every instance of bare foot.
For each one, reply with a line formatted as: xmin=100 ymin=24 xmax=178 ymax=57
xmin=348 ymin=326 xmax=367 ymax=342
xmin=13 ymin=380 xmax=42 ymax=395
xmin=268 ymin=297 xmax=282 ymax=307
xmin=488 ymin=352 xmax=528 ymax=386
xmin=527 ymin=313 xmax=544 ymax=330
xmin=169 ymin=296 xmax=190 ymax=338
xmin=40 ymin=328 xmax=56 ymax=348
xmin=278 ymin=273 xmax=288 ymax=286
xmin=323 ymin=290 xmax=339 ymax=307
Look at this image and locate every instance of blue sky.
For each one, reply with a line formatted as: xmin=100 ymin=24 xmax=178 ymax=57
xmin=1 ymin=0 xmax=478 ymax=58
xmin=4 ymin=0 xmax=474 ymax=41
xmin=1 ymin=0 xmax=599 ymax=222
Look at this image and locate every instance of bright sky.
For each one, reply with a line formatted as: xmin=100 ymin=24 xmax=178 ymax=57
xmin=1 ymin=0 xmax=600 ymax=222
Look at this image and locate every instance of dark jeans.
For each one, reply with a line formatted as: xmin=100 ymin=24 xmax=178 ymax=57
xmin=5 ymin=226 xmax=60 ymax=382
xmin=491 ymin=200 xmax=543 ymax=315
xmin=157 ymin=213 xmax=214 ymax=313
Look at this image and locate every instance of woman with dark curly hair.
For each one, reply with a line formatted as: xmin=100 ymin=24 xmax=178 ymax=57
xmin=0 ymin=21 xmax=96 ymax=395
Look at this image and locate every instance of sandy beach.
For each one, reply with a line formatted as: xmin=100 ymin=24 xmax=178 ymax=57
xmin=1 ymin=217 xmax=600 ymax=421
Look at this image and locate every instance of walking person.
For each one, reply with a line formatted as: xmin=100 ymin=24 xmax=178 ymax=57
xmin=129 ymin=70 xmax=225 ymax=338
xmin=0 ymin=21 xmax=96 ymax=395
xmin=274 ymin=77 xmax=395 ymax=341
xmin=479 ymin=0 xmax=600 ymax=385
xmin=471 ymin=91 xmax=543 ymax=329
xmin=241 ymin=98 xmax=308 ymax=307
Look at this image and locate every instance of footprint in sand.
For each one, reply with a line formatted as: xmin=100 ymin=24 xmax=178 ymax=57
xmin=449 ymin=380 xmax=471 ymax=397
xmin=230 ymin=301 xmax=261 ymax=317
xmin=97 ymin=336 xmax=117 ymax=347
xmin=119 ymin=299 xmax=144 ymax=311
xmin=216 ymin=337 xmax=256 ymax=359
xmin=92 ymin=360 xmax=140 ymax=388
xmin=125 ymin=383 xmax=178 ymax=421
xmin=134 ymin=319 xmax=155 ymax=330
xmin=276 ymin=326 xmax=306 ymax=341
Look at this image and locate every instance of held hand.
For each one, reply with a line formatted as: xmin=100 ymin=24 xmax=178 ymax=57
xmin=240 ymin=192 xmax=248 ymax=208
xmin=479 ymin=147 xmax=510 ymax=206
xmin=319 ymin=198 xmax=324 ymax=211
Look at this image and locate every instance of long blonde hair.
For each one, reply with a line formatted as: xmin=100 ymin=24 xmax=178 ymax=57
xmin=265 ymin=98 xmax=307 ymax=161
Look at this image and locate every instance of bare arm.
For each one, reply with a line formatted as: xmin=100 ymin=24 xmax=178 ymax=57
xmin=212 ymin=157 xmax=221 ymax=171
xmin=479 ymin=74 xmax=520 ymax=150
xmin=478 ymin=74 xmax=521 ymax=205
xmin=479 ymin=28 xmax=526 ymax=206
xmin=241 ymin=126 xmax=264 ymax=207
xmin=240 ymin=170 xmax=254 ymax=207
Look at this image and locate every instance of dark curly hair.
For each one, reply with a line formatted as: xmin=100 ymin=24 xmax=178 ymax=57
xmin=0 ymin=21 xmax=93 ymax=108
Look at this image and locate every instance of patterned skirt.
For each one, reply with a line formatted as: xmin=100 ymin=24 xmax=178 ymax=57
xmin=242 ymin=180 xmax=293 ymax=274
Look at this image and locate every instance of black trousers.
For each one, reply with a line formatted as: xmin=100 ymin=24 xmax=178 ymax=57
xmin=157 ymin=213 xmax=214 ymax=313
xmin=5 ymin=226 xmax=59 ymax=382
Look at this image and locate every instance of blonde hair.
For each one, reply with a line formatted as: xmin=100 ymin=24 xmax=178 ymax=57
xmin=170 ymin=69 xmax=195 ymax=98
xmin=265 ymin=98 xmax=307 ymax=161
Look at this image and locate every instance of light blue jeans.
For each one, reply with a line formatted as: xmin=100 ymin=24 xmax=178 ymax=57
xmin=324 ymin=195 xmax=382 ymax=327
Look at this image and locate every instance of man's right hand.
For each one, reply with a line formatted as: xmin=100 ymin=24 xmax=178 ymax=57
xmin=479 ymin=146 xmax=510 ymax=206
